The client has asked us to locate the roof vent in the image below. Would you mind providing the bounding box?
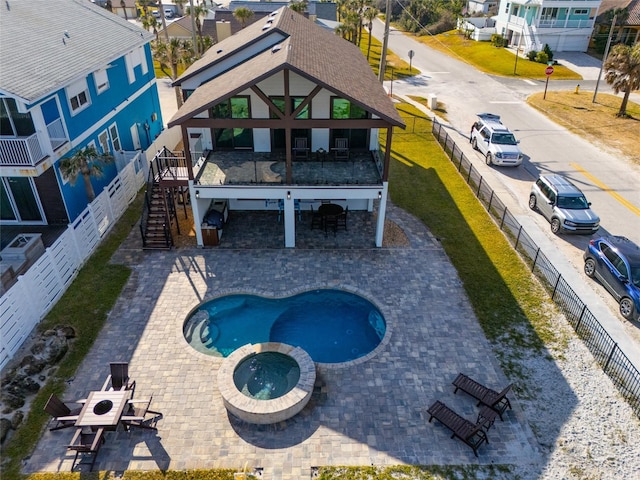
[269,10,278,17]
[217,49,223,54]
[262,23,272,31]
[271,44,282,53]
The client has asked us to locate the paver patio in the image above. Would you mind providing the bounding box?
[25,203,542,478]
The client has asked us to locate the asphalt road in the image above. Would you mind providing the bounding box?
[370,19,640,366]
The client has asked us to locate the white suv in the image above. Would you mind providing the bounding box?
[470,113,523,166]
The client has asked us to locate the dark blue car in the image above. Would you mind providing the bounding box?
[584,236,640,321]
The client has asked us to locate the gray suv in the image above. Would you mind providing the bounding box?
[529,175,600,234]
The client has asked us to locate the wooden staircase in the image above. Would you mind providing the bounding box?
[140,182,174,250]
[139,147,191,250]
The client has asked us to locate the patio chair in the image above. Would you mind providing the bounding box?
[121,395,162,431]
[310,205,323,230]
[452,373,512,420]
[44,393,83,431]
[108,362,136,397]
[336,206,348,231]
[333,138,349,160]
[426,400,488,457]
[292,137,309,159]
[67,426,105,471]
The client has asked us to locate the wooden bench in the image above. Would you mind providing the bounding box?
[452,373,512,420]
[426,400,488,457]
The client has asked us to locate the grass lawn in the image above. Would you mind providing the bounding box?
[411,30,581,80]
[528,91,640,164]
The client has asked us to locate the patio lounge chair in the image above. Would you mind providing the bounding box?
[44,394,83,431]
[426,400,488,457]
[121,395,162,431]
[293,137,309,159]
[67,427,105,471]
[452,373,512,420]
[333,137,349,160]
[108,362,136,397]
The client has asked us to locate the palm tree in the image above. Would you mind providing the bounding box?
[120,0,128,20]
[233,7,254,28]
[59,146,114,202]
[604,43,640,117]
[186,3,208,54]
[363,5,379,60]
[289,2,306,14]
[153,38,195,108]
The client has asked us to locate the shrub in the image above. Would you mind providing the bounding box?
[535,51,549,64]
[491,34,507,47]
[527,50,538,61]
[543,44,554,62]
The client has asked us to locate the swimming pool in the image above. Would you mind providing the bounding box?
[183,289,386,363]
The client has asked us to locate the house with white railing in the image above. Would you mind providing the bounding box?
[155,7,404,250]
[494,0,603,52]
[0,0,163,229]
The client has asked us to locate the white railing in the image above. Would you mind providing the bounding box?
[0,153,145,371]
[0,133,46,167]
[538,19,594,29]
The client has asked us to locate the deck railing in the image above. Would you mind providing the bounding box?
[0,118,68,166]
[431,118,640,419]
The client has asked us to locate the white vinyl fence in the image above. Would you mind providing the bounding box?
[0,153,146,371]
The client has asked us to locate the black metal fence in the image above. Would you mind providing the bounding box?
[431,119,640,419]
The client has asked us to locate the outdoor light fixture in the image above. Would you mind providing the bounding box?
[287,191,291,200]
[378,191,382,199]
[195,190,200,199]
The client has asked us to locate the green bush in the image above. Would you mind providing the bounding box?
[543,43,554,62]
[535,51,549,64]
[491,34,507,47]
[527,50,538,61]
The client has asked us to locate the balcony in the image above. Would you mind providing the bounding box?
[195,150,384,187]
[0,118,67,167]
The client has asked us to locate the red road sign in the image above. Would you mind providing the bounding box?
[545,66,554,76]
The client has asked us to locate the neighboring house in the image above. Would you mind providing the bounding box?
[157,7,404,249]
[592,0,640,47]
[158,10,272,42]
[228,0,337,21]
[467,0,498,15]
[495,0,603,52]
[0,0,163,227]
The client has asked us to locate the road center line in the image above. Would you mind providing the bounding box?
[570,162,640,217]
[522,79,537,86]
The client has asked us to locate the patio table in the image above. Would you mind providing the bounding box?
[75,390,131,429]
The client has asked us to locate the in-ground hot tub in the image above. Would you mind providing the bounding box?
[217,343,316,424]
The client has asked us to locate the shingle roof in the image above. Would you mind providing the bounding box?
[595,0,638,24]
[169,7,404,128]
[0,0,154,103]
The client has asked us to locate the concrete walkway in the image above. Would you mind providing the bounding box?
[24,205,544,478]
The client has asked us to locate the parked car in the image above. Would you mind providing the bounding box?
[529,174,600,234]
[470,113,523,166]
[583,236,640,321]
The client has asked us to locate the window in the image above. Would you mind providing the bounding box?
[269,96,310,119]
[211,97,253,150]
[94,69,110,94]
[211,96,250,119]
[98,130,110,153]
[109,123,121,151]
[125,46,148,84]
[0,98,35,136]
[67,78,91,114]
[573,9,588,15]
[331,98,367,119]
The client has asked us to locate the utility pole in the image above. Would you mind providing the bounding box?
[593,14,617,103]
[513,32,523,75]
[378,0,391,83]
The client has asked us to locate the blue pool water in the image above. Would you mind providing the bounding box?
[183,289,386,363]
[233,352,300,400]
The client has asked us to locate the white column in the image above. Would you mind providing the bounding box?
[284,194,296,248]
[375,185,387,247]
[190,181,204,247]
